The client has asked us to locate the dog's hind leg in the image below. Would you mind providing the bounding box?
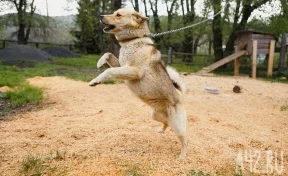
[167,103,187,158]
[151,110,168,133]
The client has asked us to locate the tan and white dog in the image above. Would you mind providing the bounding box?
[89,8,187,158]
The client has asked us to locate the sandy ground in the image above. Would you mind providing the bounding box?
[0,75,288,175]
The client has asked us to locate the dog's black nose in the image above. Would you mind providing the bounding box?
[99,15,104,22]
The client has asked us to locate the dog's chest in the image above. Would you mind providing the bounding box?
[119,42,145,66]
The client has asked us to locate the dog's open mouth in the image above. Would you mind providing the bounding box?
[103,24,115,32]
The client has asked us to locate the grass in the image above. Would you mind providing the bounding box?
[187,170,211,176]
[0,55,103,87]
[168,55,214,73]
[280,104,288,111]
[125,165,143,176]
[19,152,67,176]
[0,55,111,114]
[3,84,43,108]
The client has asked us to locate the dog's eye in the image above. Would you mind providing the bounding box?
[116,13,121,17]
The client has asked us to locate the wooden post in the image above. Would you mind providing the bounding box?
[234,45,240,76]
[267,40,275,77]
[278,33,287,71]
[252,40,258,79]
[167,47,172,65]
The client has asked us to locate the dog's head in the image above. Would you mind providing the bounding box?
[100,8,150,41]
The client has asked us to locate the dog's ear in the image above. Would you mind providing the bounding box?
[133,12,149,24]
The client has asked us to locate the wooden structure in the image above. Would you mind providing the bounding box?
[197,30,276,78]
[236,30,276,78]
[196,50,247,75]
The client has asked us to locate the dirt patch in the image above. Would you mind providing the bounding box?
[0,75,287,175]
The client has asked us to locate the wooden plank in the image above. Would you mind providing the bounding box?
[253,34,274,40]
[234,46,240,76]
[196,50,247,75]
[257,43,270,48]
[252,40,258,79]
[267,40,275,77]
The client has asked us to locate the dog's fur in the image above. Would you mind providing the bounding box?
[89,8,187,158]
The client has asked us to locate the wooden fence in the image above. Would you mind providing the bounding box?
[162,47,214,66]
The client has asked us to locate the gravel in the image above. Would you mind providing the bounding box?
[43,47,80,58]
[0,45,52,61]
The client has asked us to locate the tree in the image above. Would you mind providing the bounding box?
[142,0,148,17]
[211,0,223,61]
[163,0,178,46]
[133,0,139,11]
[74,0,95,54]
[0,0,36,44]
[180,0,197,61]
[110,0,121,56]
[223,0,272,57]
[149,0,162,45]
[205,0,272,62]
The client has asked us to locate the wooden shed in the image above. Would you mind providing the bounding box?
[237,30,276,55]
[235,30,276,78]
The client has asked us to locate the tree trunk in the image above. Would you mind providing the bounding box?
[17,24,26,44]
[149,0,162,45]
[208,40,212,55]
[110,0,121,56]
[14,0,36,45]
[181,0,195,62]
[278,33,287,71]
[224,0,271,56]
[17,7,26,44]
[212,0,223,62]
[193,37,200,54]
[164,0,177,47]
[134,0,139,11]
[143,0,148,17]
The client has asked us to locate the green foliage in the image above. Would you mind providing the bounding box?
[19,153,66,176]
[103,79,116,84]
[0,65,26,87]
[52,55,98,67]
[280,104,288,111]
[72,0,104,54]
[3,84,43,108]
[0,55,102,111]
[187,170,211,176]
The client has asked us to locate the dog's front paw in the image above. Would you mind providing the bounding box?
[89,81,100,86]
[89,79,101,86]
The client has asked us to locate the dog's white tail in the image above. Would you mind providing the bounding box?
[166,66,185,93]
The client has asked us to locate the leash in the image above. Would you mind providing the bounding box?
[120,0,227,38]
[149,6,225,38]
